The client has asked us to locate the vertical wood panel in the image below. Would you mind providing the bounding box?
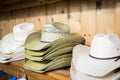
[46,1,67,24]
[115,0,120,37]
[81,0,96,45]
[28,5,46,31]
[0,12,13,36]
[0,16,2,39]
[67,0,81,34]
[15,9,28,24]
[46,3,56,22]
[55,1,68,24]
[96,0,115,33]
[0,0,120,45]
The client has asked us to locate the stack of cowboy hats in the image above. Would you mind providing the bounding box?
[24,22,86,73]
[71,33,120,80]
[0,22,35,63]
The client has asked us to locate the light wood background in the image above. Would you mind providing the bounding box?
[0,0,120,45]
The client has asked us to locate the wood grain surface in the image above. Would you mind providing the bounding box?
[0,0,119,45]
[0,60,71,80]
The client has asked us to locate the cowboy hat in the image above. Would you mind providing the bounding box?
[70,62,120,80]
[25,54,72,73]
[13,22,35,42]
[1,22,35,54]
[25,35,85,61]
[25,22,70,50]
[0,47,25,63]
[72,33,120,77]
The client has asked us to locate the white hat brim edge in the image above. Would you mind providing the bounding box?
[70,62,120,80]
[72,44,120,77]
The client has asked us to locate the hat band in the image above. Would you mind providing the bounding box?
[40,41,51,43]
[89,54,120,62]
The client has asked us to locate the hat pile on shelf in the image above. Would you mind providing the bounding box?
[0,23,35,63]
[24,22,85,73]
[70,33,120,80]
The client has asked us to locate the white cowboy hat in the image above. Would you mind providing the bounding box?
[1,22,35,54]
[0,47,25,63]
[72,33,120,77]
[13,22,35,42]
[70,62,120,80]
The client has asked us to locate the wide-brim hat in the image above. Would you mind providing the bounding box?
[25,35,85,61]
[25,54,72,73]
[70,62,120,80]
[1,22,35,54]
[0,47,24,63]
[1,33,24,54]
[72,34,120,77]
[25,22,70,50]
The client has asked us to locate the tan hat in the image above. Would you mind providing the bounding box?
[25,22,70,50]
[25,35,85,61]
[25,54,72,73]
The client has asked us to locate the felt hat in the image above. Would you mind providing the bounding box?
[72,33,120,77]
[1,22,35,54]
[25,22,70,50]
[25,54,72,73]
[70,62,120,80]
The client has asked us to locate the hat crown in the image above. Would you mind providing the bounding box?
[41,22,70,42]
[90,34,120,58]
[13,22,35,42]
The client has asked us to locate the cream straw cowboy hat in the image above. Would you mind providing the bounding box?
[72,33,120,77]
[25,22,70,50]
[70,62,120,80]
[1,22,35,54]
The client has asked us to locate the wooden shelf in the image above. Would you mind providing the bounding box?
[0,60,71,80]
[0,0,63,12]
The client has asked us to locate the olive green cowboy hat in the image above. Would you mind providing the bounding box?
[25,54,72,73]
[25,35,86,61]
[25,22,70,51]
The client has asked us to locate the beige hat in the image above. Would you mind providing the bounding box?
[25,35,85,61]
[72,33,120,77]
[25,54,72,73]
[25,22,70,50]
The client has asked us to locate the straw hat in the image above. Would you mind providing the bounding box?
[72,33,120,77]
[0,47,24,63]
[1,22,35,54]
[25,54,72,73]
[25,35,85,61]
[13,22,35,42]
[25,22,70,50]
[70,62,120,80]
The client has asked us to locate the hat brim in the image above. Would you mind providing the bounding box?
[25,49,46,57]
[72,44,120,77]
[0,47,25,63]
[25,32,50,50]
[70,62,120,80]
[1,33,24,54]
[25,54,72,73]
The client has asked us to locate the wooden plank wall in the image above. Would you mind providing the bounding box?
[0,0,120,45]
